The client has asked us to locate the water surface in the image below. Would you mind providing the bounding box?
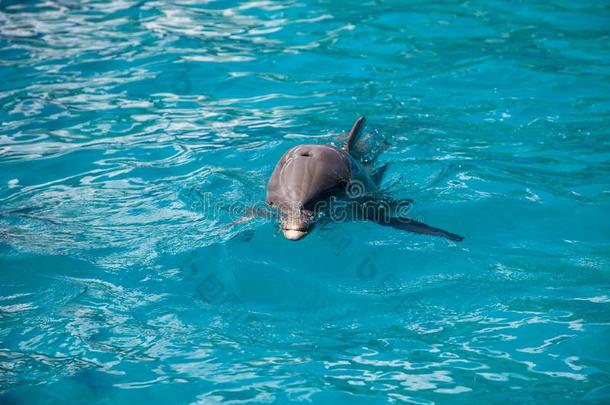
[1,0,610,403]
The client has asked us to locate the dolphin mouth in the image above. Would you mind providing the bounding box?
[282,229,308,240]
[281,221,310,240]
[280,211,312,241]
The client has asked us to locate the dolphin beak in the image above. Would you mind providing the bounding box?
[282,229,308,240]
[280,210,313,241]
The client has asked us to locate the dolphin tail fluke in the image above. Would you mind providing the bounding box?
[344,116,366,152]
[371,164,388,185]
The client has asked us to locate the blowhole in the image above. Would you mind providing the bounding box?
[299,152,312,157]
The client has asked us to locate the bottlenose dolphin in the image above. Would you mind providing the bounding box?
[266,116,463,242]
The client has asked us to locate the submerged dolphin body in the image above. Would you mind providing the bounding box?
[266,117,463,242]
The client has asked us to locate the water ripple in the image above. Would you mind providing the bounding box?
[1,0,610,402]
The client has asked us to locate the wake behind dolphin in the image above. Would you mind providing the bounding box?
[265,117,463,242]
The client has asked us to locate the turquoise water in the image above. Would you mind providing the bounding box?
[1,0,610,403]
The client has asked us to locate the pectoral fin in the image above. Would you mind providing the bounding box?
[368,213,463,242]
[223,207,278,230]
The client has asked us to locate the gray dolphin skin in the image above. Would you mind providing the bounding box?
[266,117,463,242]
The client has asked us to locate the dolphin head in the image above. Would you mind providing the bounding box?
[266,144,350,241]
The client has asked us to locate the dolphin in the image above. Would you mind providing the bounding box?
[266,116,463,242]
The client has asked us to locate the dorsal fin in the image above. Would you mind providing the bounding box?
[344,116,366,153]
